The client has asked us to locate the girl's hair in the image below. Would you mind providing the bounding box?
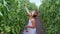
[33,15,37,18]
[35,10,47,34]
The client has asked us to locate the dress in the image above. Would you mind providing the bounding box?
[23,19,36,34]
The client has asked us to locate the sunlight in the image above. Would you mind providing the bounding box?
[29,0,42,8]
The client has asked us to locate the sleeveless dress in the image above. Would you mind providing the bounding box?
[23,19,36,34]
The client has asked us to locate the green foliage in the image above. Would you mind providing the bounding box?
[0,0,37,34]
[39,0,60,34]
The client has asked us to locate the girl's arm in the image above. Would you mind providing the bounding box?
[24,4,32,16]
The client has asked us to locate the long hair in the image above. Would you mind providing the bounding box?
[35,10,47,34]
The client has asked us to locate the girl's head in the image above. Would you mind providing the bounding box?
[32,10,39,18]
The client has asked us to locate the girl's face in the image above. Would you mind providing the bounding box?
[34,11,38,16]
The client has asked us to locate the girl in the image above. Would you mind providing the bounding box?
[23,4,39,34]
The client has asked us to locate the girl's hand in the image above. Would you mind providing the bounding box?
[26,30,28,32]
[24,30,28,32]
[24,4,27,7]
